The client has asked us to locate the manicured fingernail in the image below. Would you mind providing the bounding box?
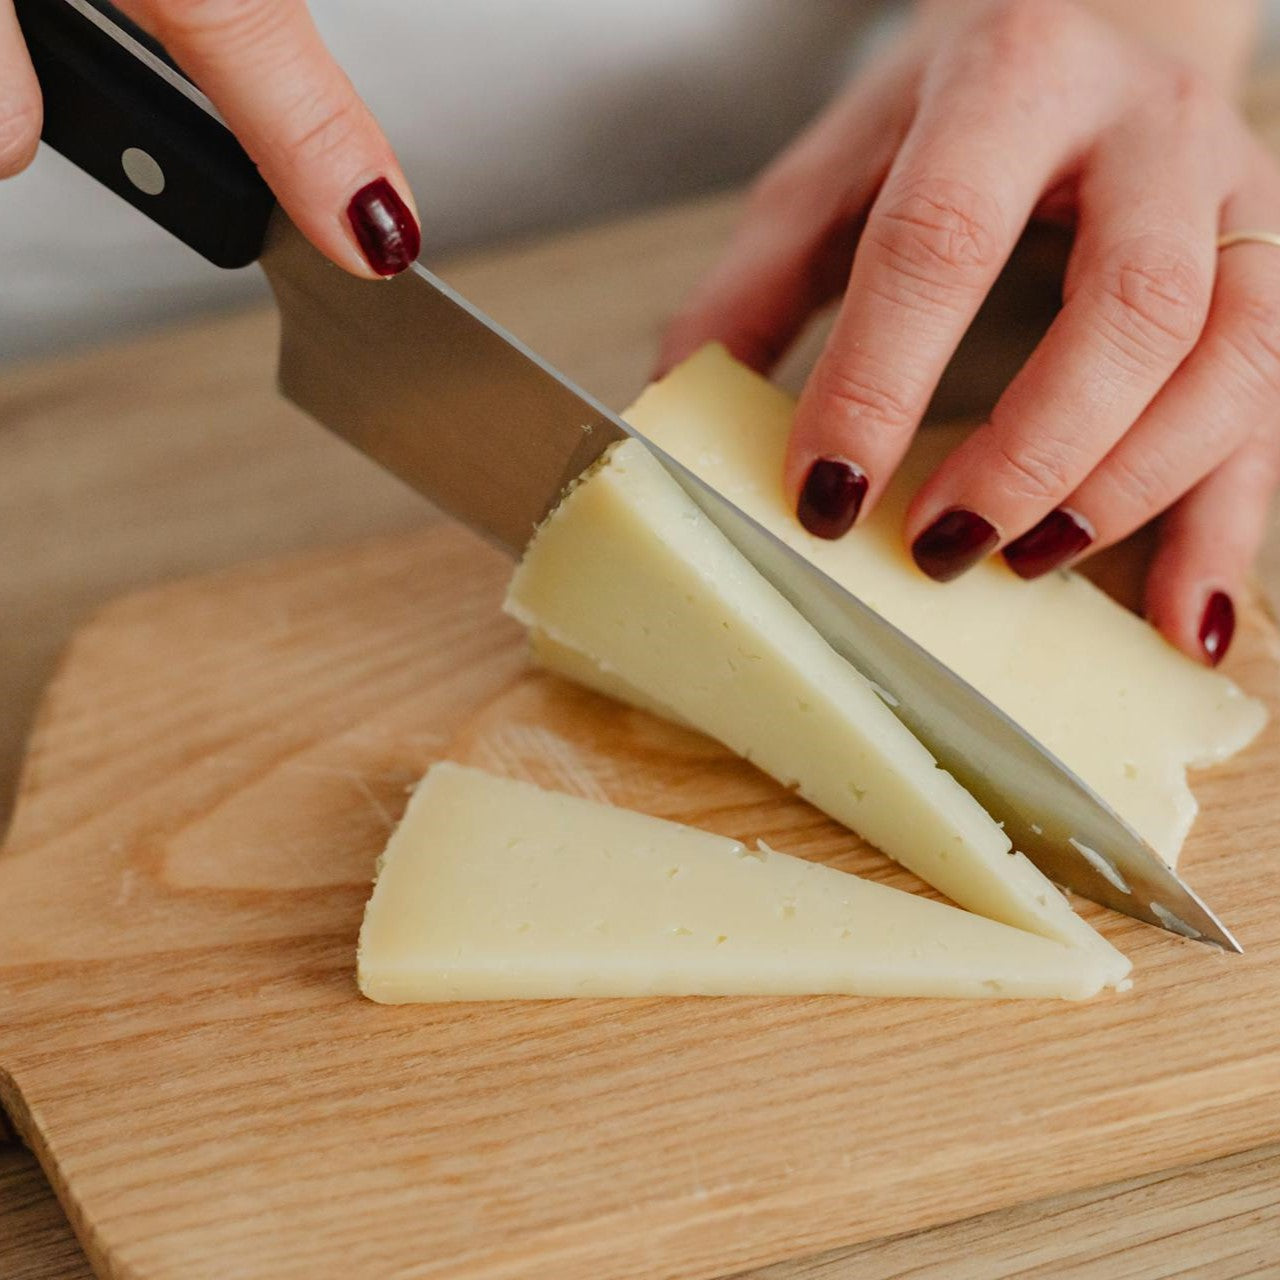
[797,458,869,540]
[347,178,420,276]
[911,508,999,582]
[1199,590,1235,666]
[1002,508,1094,579]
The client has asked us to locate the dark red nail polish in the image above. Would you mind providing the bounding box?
[1199,591,1235,666]
[911,508,999,582]
[797,458,869,540]
[1002,508,1094,579]
[347,178,420,276]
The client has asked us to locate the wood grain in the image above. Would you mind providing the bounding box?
[6,64,1280,1280]
[3,1139,1278,1280]
[0,193,743,842]
[734,1143,1280,1280]
[0,516,1278,1280]
[0,1149,95,1280]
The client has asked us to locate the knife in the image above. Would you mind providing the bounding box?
[14,0,1241,951]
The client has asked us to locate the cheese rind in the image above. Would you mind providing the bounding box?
[357,763,1117,1001]
[618,346,1267,865]
[505,438,1129,984]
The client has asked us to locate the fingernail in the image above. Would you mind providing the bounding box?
[1002,508,1094,579]
[911,508,999,582]
[797,458,869,540]
[347,177,420,276]
[1199,590,1235,666]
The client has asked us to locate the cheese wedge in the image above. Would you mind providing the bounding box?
[612,345,1266,865]
[530,630,690,726]
[505,437,1130,985]
[357,763,1118,1001]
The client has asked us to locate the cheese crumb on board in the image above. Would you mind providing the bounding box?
[357,762,1119,1002]
[617,346,1267,866]
[505,437,1130,986]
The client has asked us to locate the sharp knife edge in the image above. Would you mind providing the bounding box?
[22,1,1236,951]
[261,211,1239,953]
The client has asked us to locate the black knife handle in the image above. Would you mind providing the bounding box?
[14,0,274,267]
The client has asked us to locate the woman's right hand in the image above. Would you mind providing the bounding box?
[1,0,420,277]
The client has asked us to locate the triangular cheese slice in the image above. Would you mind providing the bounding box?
[620,345,1266,865]
[505,437,1130,985]
[358,763,1117,1001]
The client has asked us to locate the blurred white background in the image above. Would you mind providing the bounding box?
[0,1,888,364]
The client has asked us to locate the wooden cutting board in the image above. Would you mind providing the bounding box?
[1,523,1278,1280]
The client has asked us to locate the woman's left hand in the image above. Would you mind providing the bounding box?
[659,0,1280,667]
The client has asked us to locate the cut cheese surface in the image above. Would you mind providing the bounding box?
[357,763,1117,1001]
[505,437,1130,985]
[618,345,1267,865]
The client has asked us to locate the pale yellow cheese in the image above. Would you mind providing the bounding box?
[614,345,1266,866]
[530,630,690,727]
[357,763,1118,1001]
[505,438,1130,984]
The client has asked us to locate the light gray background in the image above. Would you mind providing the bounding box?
[0,1,888,364]
[2,0,1277,366]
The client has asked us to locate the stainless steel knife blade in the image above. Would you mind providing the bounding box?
[263,210,625,553]
[260,210,1239,952]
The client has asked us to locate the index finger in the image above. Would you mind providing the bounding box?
[124,0,419,277]
[0,0,42,177]
[788,2,1118,538]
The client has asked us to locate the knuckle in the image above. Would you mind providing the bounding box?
[1220,289,1280,395]
[1137,64,1230,158]
[1229,431,1280,498]
[812,357,917,429]
[991,435,1079,505]
[1093,237,1211,363]
[1098,450,1170,515]
[978,0,1074,61]
[149,0,291,51]
[1163,63,1220,129]
[278,86,361,166]
[870,178,1005,287]
[0,97,41,177]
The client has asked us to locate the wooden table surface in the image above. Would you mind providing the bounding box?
[7,75,1280,1278]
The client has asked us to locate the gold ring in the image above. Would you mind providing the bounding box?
[1217,229,1280,251]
